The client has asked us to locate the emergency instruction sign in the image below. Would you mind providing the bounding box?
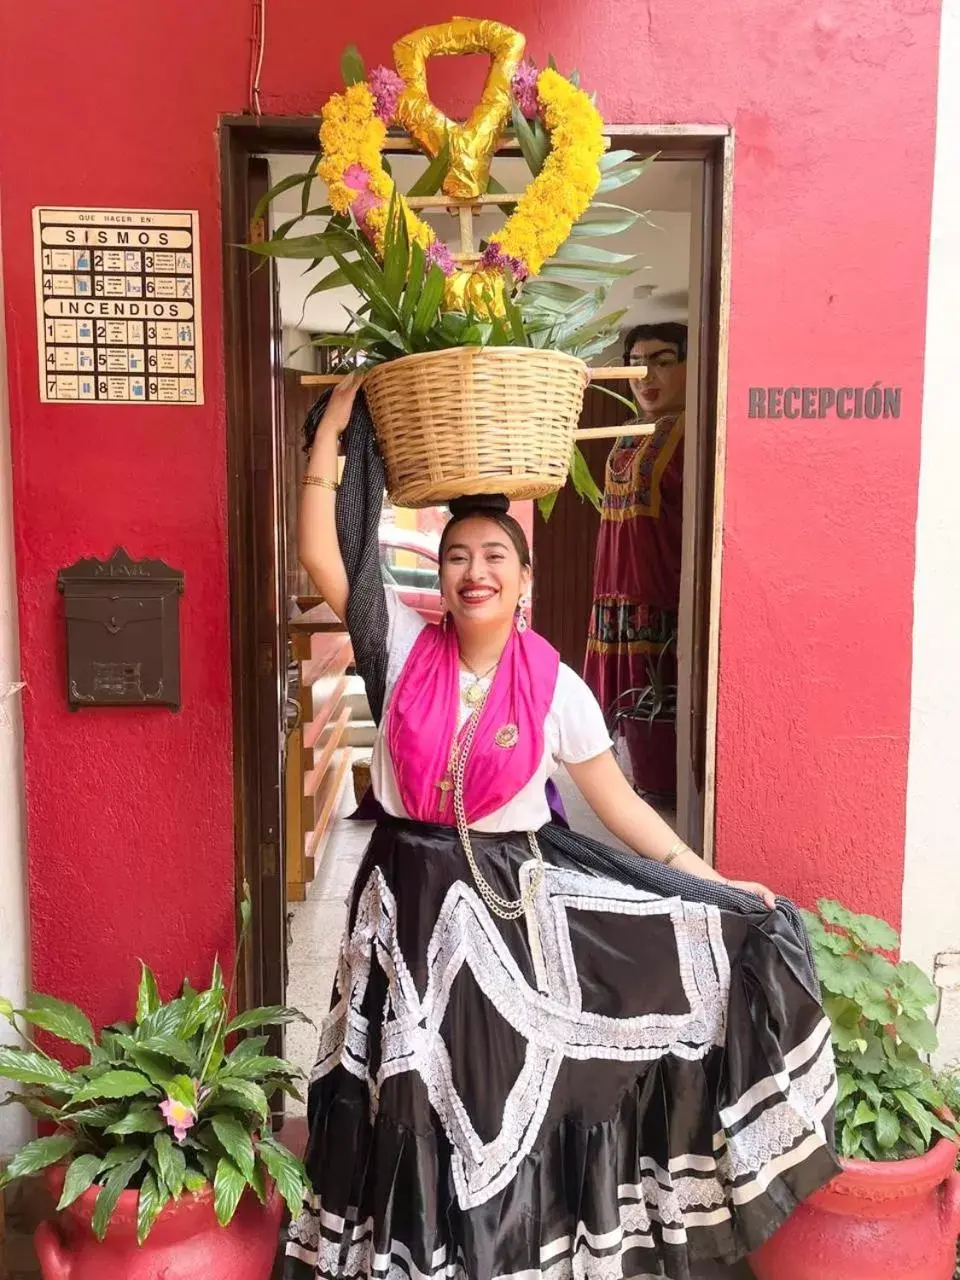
[32,207,203,405]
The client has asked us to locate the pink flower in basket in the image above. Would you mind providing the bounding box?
[370,66,404,122]
[481,242,529,282]
[352,188,382,224]
[511,59,540,118]
[343,164,383,228]
[424,241,456,277]
[343,163,370,192]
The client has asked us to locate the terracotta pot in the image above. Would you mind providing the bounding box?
[750,1138,960,1280]
[34,1164,283,1280]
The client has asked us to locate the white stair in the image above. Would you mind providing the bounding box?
[341,675,376,748]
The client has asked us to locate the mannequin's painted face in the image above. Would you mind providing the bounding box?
[628,338,687,418]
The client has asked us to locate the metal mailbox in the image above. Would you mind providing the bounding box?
[57,548,184,710]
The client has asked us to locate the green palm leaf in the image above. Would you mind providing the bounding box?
[511,103,550,176]
[406,138,451,196]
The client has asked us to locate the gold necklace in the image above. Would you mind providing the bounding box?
[460,658,499,709]
[451,687,544,920]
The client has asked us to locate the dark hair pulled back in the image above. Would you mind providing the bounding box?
[439,493,531,568]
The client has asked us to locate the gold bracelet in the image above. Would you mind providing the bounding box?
[662,838,688,867]
[301,474,338,491]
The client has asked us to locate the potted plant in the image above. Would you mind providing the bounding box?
[606,631,678,732]
[0,888,311,1280]
[248,18,650,514]
[750,898,960,1280]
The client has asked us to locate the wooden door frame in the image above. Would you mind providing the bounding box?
[601,126,734,863]
[220,121,307,1020]
[219,117,733,1009]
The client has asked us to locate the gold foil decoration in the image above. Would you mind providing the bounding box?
[393,18,525,199]
[444,268,505,316]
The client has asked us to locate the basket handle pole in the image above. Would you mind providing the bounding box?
[575,366,648,438]
[574,424,654,440]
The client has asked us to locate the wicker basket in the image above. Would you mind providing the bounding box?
[362,346,589,507]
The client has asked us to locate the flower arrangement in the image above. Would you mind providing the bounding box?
[313,58,608,314]
[0,887,310,1242]
[803,898,960,1161]
[249,20,652,510]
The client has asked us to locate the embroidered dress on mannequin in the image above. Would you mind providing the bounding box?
[584,324,691,806]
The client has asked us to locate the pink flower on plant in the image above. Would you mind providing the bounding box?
[511,59,540,118]
[424,241,456,277]
[369,66,404,122]
[481,243,529,281]
[160,1085,198,1143]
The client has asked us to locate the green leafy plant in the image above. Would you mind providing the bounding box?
[246,55,651,513]
[945,1067,960,1280]
[803,898,960,1162]
[0,886,311,1243]
[606,632,678,731]
[938,1065,960,1120]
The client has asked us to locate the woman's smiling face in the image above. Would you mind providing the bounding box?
[440,516,531,632]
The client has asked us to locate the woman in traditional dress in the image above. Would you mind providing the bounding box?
[284,376,838,1280]
[583,323,688,807]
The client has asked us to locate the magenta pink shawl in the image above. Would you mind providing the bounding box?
[385,621,560,826]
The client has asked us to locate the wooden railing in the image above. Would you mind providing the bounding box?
[286,606,354,903]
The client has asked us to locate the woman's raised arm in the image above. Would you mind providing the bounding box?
[298,374,362,622]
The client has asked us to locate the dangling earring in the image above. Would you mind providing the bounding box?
[515,595,529,634]
[440,601,449,631]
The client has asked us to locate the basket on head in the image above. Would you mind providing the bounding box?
[362,346,590,508]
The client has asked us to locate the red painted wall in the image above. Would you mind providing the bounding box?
[0,0,940,1024]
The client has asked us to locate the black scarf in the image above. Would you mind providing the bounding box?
[304,389,389,725]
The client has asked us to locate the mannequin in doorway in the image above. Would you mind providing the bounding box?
[583,322,687,808]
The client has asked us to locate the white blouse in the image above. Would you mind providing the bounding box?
[369,595,614,832]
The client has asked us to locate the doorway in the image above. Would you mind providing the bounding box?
[219,119,732,1086]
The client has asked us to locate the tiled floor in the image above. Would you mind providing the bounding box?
[285,779,373,1110]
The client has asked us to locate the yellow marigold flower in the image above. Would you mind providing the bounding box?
[405,215,435,249]
[368,172,394,200]
[488,67,603,276]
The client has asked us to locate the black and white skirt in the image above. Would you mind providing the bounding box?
[284,818,839,1280]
